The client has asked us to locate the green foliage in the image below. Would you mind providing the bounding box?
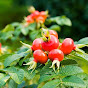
[62,76,85,87]
[42,79,60,88]
[46,16,72,26]
[0,46,88,87]
[77,37,88,44]
[0,37,88,87]
[23,0,88,40]
[4,52,26,67]
[65,51,88,73]
[59,65,83,76]
[0,75,10,87]
[0,0,88,40]
[9,69,24,84]
[0,15,71,44]
[0,4,88,87]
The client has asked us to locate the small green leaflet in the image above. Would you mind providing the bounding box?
[39,74,59,83]
[59,65,83,76]
[65,51,88,73]
[4,52,26,67]
[9,69,24,84]
[49,25,61,32]
[2,24,14,32]
[8,79,17,88]
[0,75,10,87]
[47,16,72,26]
[42,79,60,88]
[24,70,35,80]
[2,67,24,84]
[62,76,86,87]
[77,37,88,44]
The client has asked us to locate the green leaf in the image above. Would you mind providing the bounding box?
[40,61,53,75]
[48,16,72,26]
[8,79,17,88]
[2,24,14,32]
[1,67,24,84]
[25,84,38,88]
[61,59,77,65]
[39,74,59,83]
[19,54,30,66]
[59,65,83,76]
[17,81,25,88]
[0,67,24,84]
[9,69,24,84]
[0,75,10,87]
[65,51,88,73]
[21,27,29,36]
[24,70,35,80]
[4,52,26,67]
[56,16,72,26]
[2,67,17,73]
[75,73,88,87]
[27,23,36,30]
[49,25,61,32]
[62,76,86,87]
[29,30,40,40]
[0,31,13,40]
[77,37,88,44]
[11,22,20,27]
[0,73,5,79]
[0,54,11,63]
[14,26,21,36]
[42,79,60,88]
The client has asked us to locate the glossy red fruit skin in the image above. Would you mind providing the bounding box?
[42,35,59,51]
[32,38,43,51]
[49,30,58,38]
[60,38,74,54]
[36,16,45,23]
[40,11,47,19]
[33,49,48,64]
[48,49,64,61]
[32,10,40,19]
[26,15,34,23]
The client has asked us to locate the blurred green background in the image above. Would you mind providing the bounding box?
[0,0,88,40]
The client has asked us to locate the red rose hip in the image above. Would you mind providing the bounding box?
[42,35,59,51]
[32,38,43,51]
[60,38,74,54]
[48,49,64,71]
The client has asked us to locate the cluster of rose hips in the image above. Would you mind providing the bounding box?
[24,9,48,26]
[24,29,76,72]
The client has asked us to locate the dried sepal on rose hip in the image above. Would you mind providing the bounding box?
[44,29,58,38]
[24,49,48,72]
[42,35,59,51]
[41,29,59,51]
[31,29,59,51]
[48,49,64,72]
